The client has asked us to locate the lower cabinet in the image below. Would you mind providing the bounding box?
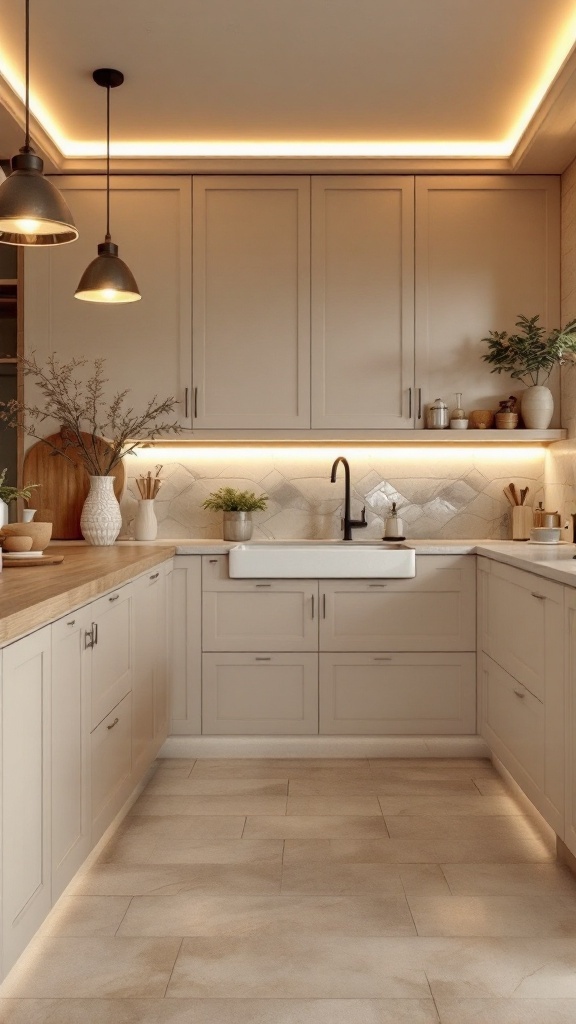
[91,692,133,844]
[1,626,52,978]
[320,652,476,734]
[131,566,169,779]
[202,653,318,734]
[170,555,202,735]
[563,588,576,857]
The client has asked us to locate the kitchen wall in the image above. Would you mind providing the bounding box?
[121,446,545,541]
[546,153,576,523]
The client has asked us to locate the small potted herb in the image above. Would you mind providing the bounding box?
[202,487,268,541]
[0,468,40,526]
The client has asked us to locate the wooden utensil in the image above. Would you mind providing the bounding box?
[503,487,516,506]
[23,431,126,540]
[509,482,520,505]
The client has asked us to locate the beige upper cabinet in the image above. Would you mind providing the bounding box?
[311,176,415,428]
[192,176,311,429]
[24,176,192,429]
[415,176,560,423]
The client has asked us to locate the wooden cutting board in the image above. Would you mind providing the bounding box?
[3,555,65,567]
[23,432,126,540]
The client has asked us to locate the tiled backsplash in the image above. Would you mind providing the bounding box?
[121,447,545,541]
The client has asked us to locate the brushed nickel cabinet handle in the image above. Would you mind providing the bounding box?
[322,593,326,618]
[184,387,189,418]
[369,583,387,588]
[255,656,271,661]
[194,387,198,418]
[417,388,422,420]
[107,717,119,730]
[408,387,412,419]
[93,622,98,645]
[373,656,393,661]
[109,594,119,602]
[209,558,218,563]
[255,583,272,588]
[531,592,545,600]
[311,594,315,619]
[513,689,525,699]
[149,572,159,581]
[67,619,76,626]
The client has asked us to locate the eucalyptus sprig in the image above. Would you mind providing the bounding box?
[203,487,268,512]
[481,314,576,386]
[0,354,182,475]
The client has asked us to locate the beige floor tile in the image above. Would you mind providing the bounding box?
[118,893,416,937]
[281,862,405,895]
[99,815,246,864]
[399,866,452,896]
[435,998,576,1023]
[408,894,576,937]
[70,861,283,896]
[374,779,482,796]
[130,793,287,816]
[288,779,380,795]
[244,815,389,840]
[369,768,497,781]
[99,837,283,867]
[0,997,440,1024]
[0,937,182,998]
[287,795,383,816]
[155,758,196,771]
[145,777,289,796]
[282,837,555,865]
[378,796,523,817]
[384,816,538,841]
[194,758,370,771]
[442,863,576,896]
[42,896,131,936]
[166,935,431,998]
[150,766,194,780]
[191,759,372,780]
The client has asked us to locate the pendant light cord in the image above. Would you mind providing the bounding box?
[24,0,30,150]
[105,82,111,240]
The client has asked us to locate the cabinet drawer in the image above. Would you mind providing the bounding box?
[203,582,318,652]
[320,556,475,652]
[483,562,563,702]
[202,653,318,734]
[481,653,544,792]
[319,652,476,734]
[90,588,132,729]
[91,692,132,842]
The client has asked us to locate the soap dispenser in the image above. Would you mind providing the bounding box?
[384,501,405,540]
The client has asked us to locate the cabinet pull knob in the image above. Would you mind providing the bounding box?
[255,656,271,661]
[67,619,76,626]
[531,592,545,600]
[107,716,120,730]
[408,387,412,419]
[150,572,159,580]
[109,594,120,602]
[513,688,525,699]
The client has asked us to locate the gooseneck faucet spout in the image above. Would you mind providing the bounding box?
[330,456,368,541]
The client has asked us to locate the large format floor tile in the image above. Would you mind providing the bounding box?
[1,755,574,1021]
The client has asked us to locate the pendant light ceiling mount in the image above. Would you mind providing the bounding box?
[0,0,78,246]
[75,66,141,303]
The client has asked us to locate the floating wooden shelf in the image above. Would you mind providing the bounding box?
[132,429,568,447]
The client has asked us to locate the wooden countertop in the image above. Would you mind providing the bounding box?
[0,543,176,646]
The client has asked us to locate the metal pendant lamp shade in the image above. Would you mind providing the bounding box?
[0,0,78,246]
[75,68,140,303]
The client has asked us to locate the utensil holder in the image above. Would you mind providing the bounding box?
[134,499,158,541]
[511,505,533,541]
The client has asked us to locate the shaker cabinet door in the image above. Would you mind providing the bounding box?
[311,176,415,428]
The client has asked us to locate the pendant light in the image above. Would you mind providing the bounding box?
[75,68,140,303]
[0,0,78,246]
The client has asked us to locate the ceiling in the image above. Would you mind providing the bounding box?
[1,0,576,173]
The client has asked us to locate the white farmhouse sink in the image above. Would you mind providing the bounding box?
[228,541,415,579]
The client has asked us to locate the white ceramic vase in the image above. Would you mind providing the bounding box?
[0,499,8,528]
[521,385,554,429]
[80,475,122,546]
[134,499,158,541]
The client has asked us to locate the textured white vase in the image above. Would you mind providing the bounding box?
[134,499,158,541]
[521,385,554,429]
[80,475,122,546]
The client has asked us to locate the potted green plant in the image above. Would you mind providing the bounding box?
[481,314,576,428]
[202,487,268,541]
[0,469,40,527]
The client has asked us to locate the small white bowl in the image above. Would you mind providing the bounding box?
[530,527,562,544]
[450,419,469,430]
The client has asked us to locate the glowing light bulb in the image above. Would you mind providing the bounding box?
[100,288,117,301]
[15,218,41,232]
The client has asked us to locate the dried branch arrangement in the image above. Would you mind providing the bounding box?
[0,354,182,476]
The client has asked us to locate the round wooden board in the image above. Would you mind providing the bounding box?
[23,433,126,540]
